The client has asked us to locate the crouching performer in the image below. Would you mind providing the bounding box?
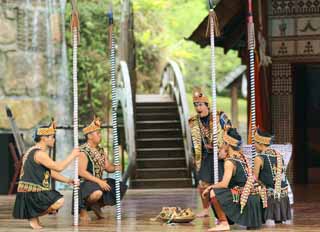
[202,128,267,231]
[13,119,80,229]
[77,117,127,221]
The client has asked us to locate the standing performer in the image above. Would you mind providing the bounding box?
[189,90,232,217]
[77,117,127,221]
[203,128,267,231]
[253,129,291,223]
[12,119,80,229]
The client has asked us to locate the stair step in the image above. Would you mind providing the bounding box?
[136,137,184,149]
[136,102,177,107]
[136,157,186,169]
[131,178,192,189]
[136,120,181,129]
[136,106,178,114]
[136,112,179,121]
[136,128,182,138]
[135,168,189,179]
[136,94,173,103]
[137,147,185,158]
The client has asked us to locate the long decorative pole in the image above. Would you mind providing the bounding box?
[247,0,256,168]
[70,0,80,226]
[208,0,220,184]
[107,3,122,221]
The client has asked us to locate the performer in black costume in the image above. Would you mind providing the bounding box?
[203,128,267,231]
[77,117,127,221]
[189,90,232,217]
[253,128,291,224]
[13,119,80,229]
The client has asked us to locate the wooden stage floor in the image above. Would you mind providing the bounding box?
[0,185,319,231]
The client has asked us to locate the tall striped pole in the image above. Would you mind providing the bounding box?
[208,0,220,184]
[107,4,122,221]
[247,0,256,168]
[70,0,80,226]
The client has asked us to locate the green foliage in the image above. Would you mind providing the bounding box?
[65,0,242,121]
[65,0,121,123]
[132,0,241,94]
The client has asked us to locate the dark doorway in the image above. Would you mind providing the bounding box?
[294,64,320,184]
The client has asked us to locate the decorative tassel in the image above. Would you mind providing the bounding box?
[206,10,221,38]
[70,0,80,43]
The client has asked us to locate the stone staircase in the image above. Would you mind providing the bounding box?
[130,95,192,188]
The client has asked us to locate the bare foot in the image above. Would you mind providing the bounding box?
[80,209,91,223]
[29,218,43,229]
[208,223,230,231]
[48,209,57,215]
[36,218,43,227]
[91,204,105,219]
[197,209,209,218]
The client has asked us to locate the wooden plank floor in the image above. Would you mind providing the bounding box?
[0,185,319,231]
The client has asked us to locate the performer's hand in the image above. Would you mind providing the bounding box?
[204,144,213,150]
[202,187,211,199]
[71,148,81,158]
[98,179,111,191]
[114,164,121,172]
[67,178,80,187]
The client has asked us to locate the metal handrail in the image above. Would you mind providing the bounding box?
[160,60,194,176]
[117,61,136,184]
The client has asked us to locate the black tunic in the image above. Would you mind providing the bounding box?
[258,149,291,222]
[13,147,63,219]
[213,158,263,228]
[74,143,127,213]
[195,115,224,184]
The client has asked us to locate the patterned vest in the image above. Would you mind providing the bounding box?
[258,148,287,199]
[80,143,106,179]
[18,146,52,192]
[189,112,225,171]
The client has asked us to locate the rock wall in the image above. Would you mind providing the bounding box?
[0,1,68,145]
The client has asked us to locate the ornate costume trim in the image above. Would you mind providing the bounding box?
[262,148,283,200]
[254,130,272,145]
[83,117,101,135]
[42,171,50,188]
[193,90,209,103]
[80,143,105,178]
[189,114,214,172]
[17,181,51,192]
[231,185,267,208]
[267,186,288,198]
[189,111,228,172]
[223,132,241,148]
[37,119,56,136]
[19,146,42,179]
[227,154,268,213]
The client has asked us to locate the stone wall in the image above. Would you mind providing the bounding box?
[0,1,68,145]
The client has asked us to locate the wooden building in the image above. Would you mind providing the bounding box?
[188,0,320,185]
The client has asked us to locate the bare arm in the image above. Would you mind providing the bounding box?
[202,160,234,198]
[78,152,111,191]
[210,160,234,189]
[51,170,72,184]
[104,152,121,173]
[35,149,78,172]
[254,156,263,180]
[105,157,116,173]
